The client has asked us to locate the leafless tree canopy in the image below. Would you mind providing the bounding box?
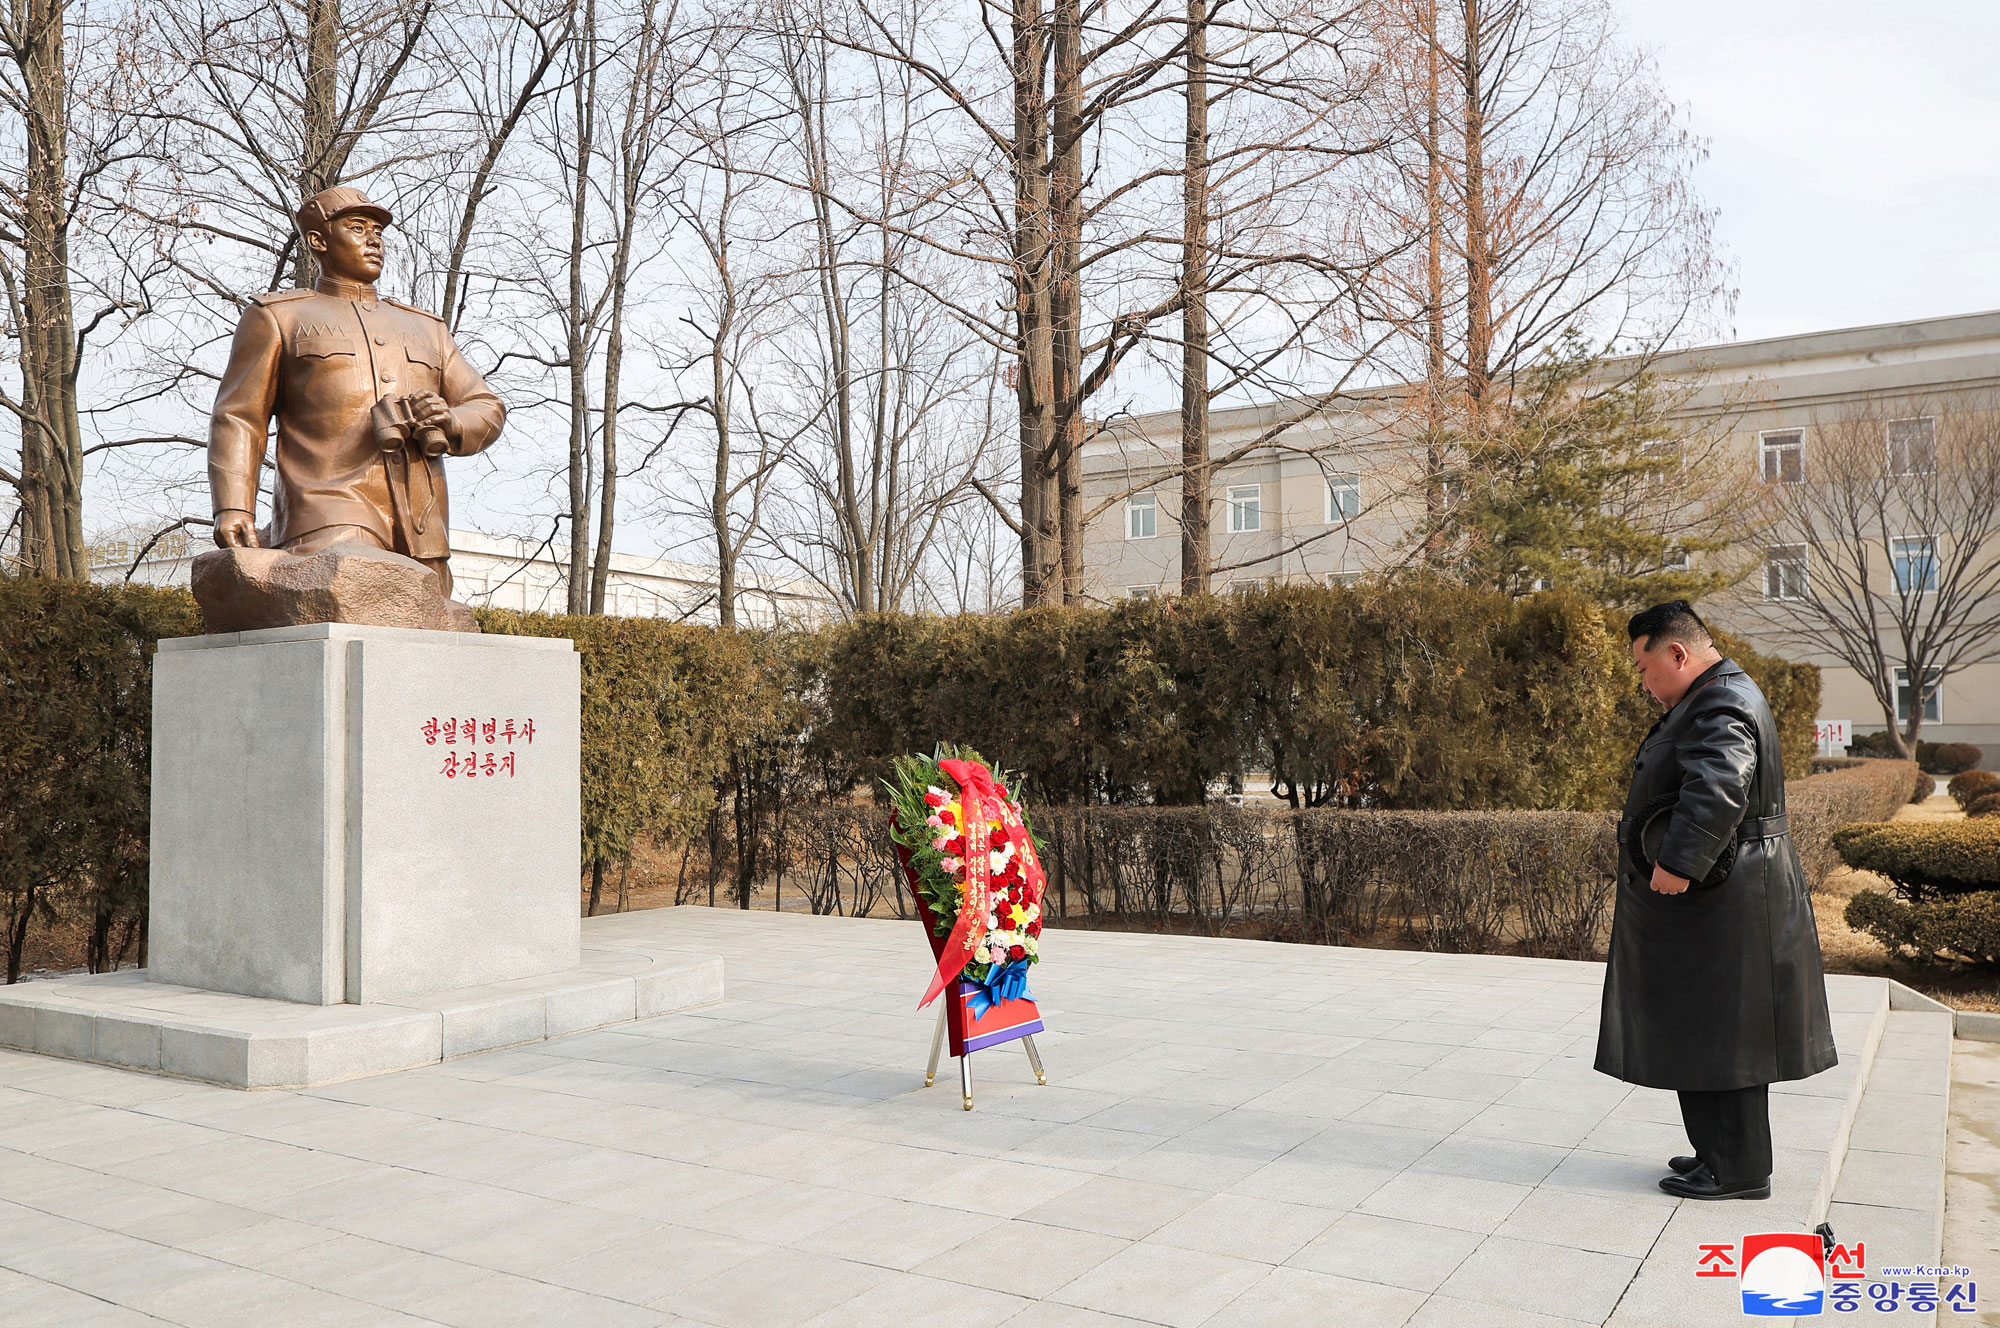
[3,0,1726,616]
[1744,401,2000,754]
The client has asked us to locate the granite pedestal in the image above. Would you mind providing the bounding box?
[149,623,582,1005]
[0,623,726,1087]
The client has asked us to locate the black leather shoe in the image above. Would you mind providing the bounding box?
[1669,1155,1701,1175]
[1659,1163,1770,1200]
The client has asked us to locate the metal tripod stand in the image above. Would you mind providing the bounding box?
[923,1004,1046,1110]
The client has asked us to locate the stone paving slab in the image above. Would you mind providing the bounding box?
[0,907,1955,1326]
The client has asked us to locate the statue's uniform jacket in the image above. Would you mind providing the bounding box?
[1595,658,1839,1092]
[209,279,505,560]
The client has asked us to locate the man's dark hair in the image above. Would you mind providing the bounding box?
[1627,600,1713,651]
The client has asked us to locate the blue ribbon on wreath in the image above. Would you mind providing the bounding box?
[966,959,1033,1019]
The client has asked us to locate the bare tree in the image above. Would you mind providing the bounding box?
[1356,0,1726,541]
[1748,402,2000,756]
[741,9,1002,615]
[829,0,1210,606]
[647,26,798,628]
[1164,0,1385,593]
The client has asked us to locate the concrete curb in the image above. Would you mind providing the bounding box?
[0,921,723,1089]
[1889,979,2000,1043]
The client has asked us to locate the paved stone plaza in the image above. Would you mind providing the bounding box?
[0,908,1958,1327]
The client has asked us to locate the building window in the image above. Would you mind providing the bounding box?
[1325,474,1360,522]
[1641,439,1683,490]
[1760,430,1804,484]
[1764,545,1808,601]
[1229,578,1266,595]
[1326,571,1362,588]
[1127,585,1158,600]
[1894,667,1943,724]
[1888,417,1937,476]
[1663,547,1691,572]
[1892,535,1937,593]
[1226,484,1261,533]
[1126,493,1157,540]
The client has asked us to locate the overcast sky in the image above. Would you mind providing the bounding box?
[1619,0,2000,344]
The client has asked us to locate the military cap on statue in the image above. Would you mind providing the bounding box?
[296,186,394,234]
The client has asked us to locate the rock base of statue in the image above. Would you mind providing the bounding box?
[0,623,725,1088]
[192,544,480,633]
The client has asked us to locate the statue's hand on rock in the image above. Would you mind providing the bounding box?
[213,510,260,549]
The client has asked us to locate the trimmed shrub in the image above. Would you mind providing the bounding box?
[1949,770,2000,810]
[1833,820,2000,901]
[1788,759,1920,891]
[1970,793,2000,819]
[812,584,1819,814]
[1850,734,1985,775]
[1912,771,1937,803]
[778,759,1898,957]
[865,803,1620,960]
[1952,772,2000,804]
[474,610,818,913]
[1810,757,1866,775]
[0,578,202,982]
[1846,888,2000,967]
[1933,742,1983,775]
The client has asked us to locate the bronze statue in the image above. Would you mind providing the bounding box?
[206,187,504,607]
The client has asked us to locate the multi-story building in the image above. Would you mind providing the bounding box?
[1082,310,2000,756]
[92,527,836,628]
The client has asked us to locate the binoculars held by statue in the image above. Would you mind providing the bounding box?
[371,394,450,457]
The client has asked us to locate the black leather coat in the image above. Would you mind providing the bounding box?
[1594,658,1838,1091]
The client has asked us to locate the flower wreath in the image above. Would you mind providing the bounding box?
[886,744,1046,1013]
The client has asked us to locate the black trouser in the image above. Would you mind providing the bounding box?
[1678,1084,1772,1182]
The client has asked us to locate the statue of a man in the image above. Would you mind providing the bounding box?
[208,187,504,599]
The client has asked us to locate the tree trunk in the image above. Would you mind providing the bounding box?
[14,0,85,580]
[587,856,604,916]
[1013,0,1057,607]
[565,0,598,616]
[5,884,33,984]
[1422,0,1448,554]
[1179,0,1210,597]
[294,0,340,287]
[1051,0,1084,602]
[593,124,642,617]
[711,325,736,628]
[1461,0,1492,410]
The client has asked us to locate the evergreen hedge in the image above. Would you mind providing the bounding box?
[0,578,200,981]
[1834,819,2000,901]
[0,577,1826,975]
[1846,889,2000,968]
[805,582,1819,812]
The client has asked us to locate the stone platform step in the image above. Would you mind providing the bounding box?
[0,921,722,1090]
[1817,1006,1955,1323]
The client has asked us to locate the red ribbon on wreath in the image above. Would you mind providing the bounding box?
[918,758,1047,1010]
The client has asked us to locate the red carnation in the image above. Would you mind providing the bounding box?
[923,791,948,808]
[1008,944,1026,961]
[1027,920,1041,937]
